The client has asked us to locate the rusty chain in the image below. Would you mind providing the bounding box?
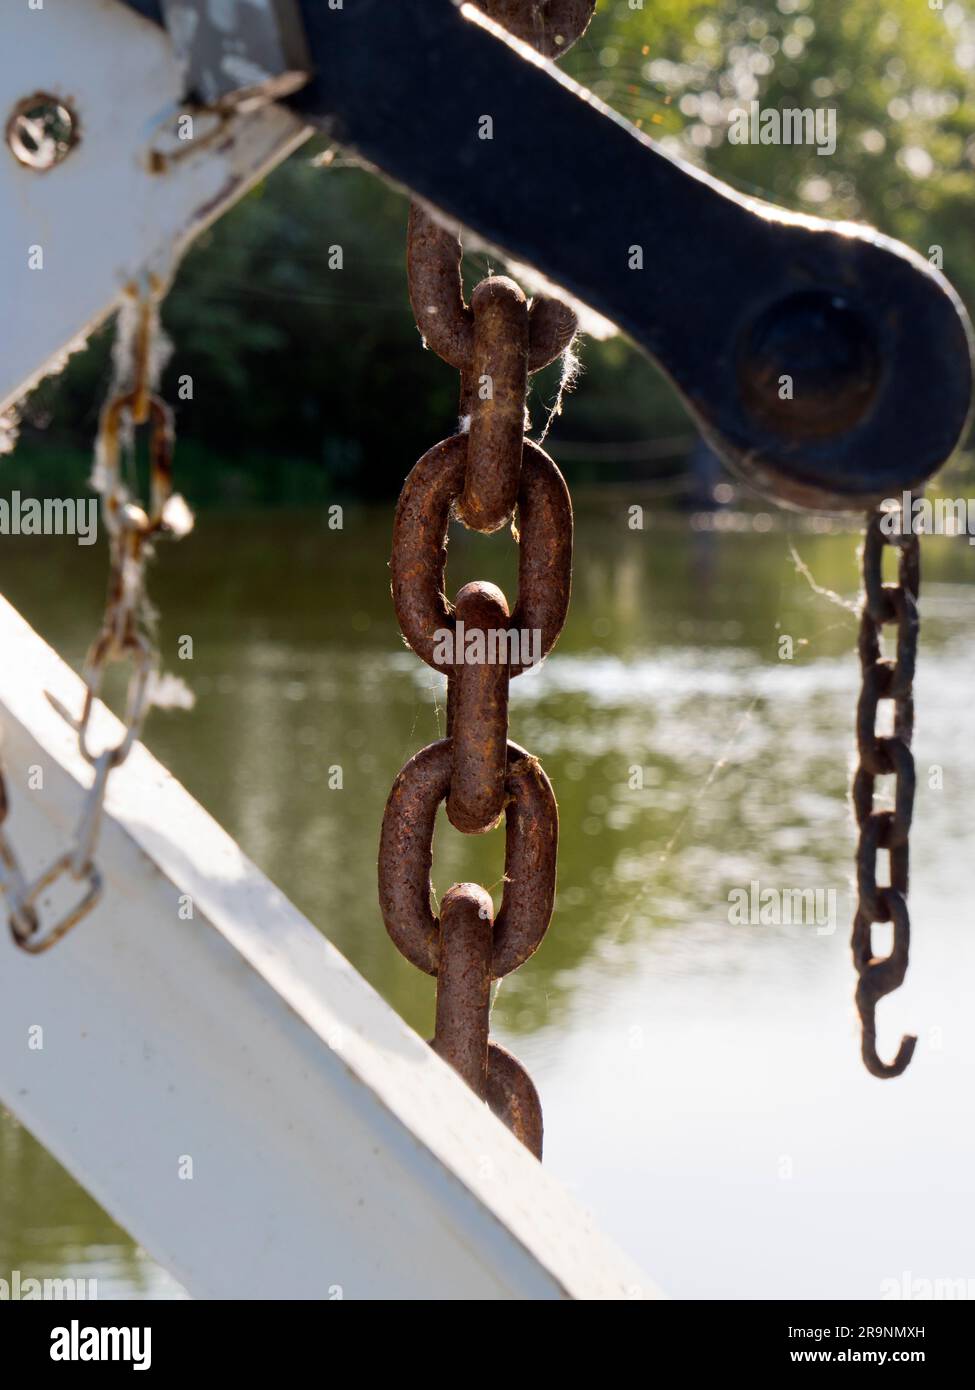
[851,506,919,1078]
[0,281,192,954]
[2,0,920,1108]
[379,0,594,1158]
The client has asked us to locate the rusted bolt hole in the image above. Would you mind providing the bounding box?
[6,93,78,170]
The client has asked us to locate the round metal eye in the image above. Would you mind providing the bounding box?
[738,290,881,440]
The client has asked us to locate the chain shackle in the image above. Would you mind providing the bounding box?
[851,510,920,1079]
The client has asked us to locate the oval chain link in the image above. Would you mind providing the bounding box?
[380,1,595,1157]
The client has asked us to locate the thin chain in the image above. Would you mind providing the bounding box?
[379,1,594,1157]
[851,506,919,1077]
[0,281,193,954]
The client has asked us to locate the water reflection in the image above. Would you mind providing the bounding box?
[1,504,973,1297]
[0,1116,184,1298]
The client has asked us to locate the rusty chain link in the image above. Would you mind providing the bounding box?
[380,0,594,1157]
[478,0,596,58]
[0,281,192,954]
[851,507,919,1078]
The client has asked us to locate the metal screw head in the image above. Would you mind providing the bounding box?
[6,93,78,170]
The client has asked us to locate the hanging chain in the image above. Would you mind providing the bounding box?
[379,0,594,1158]
[0,280,193,954]
[851,506,919,1077]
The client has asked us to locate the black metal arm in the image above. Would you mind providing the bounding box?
[124,0,973,509]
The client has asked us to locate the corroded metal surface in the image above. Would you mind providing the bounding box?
[128,0,973,506]
[479,0,594,59]
[379,4,581,1157]
[432,883,493,1095]
[378,739,558,981]
[486,1043,543,1161]
[390,435,572,677]
[850,510,920,1078]
[0,286,192,954]
[463,276,529,532]
[285,0,973,509]
[447,582,511,834]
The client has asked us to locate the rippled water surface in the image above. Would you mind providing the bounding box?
[2,503,974,1299]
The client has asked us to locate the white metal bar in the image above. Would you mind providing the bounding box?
[0,0,310,415]
[0,596,655,1300]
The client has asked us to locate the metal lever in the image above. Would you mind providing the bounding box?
[285,0,974,509]
[120,0,975,508]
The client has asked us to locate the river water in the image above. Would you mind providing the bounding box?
[2,501,974,1299]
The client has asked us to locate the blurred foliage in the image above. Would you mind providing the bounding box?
[9,0,975,502]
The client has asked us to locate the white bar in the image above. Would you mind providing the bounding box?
[0,0,310,415]
[0,597,655,1300]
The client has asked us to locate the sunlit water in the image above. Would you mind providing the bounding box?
[2,501,974,1299]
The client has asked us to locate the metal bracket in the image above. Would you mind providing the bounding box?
[159,0,312,110]
[17,0,975,510]
[286,0,974,510]
[0,0,311,419]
